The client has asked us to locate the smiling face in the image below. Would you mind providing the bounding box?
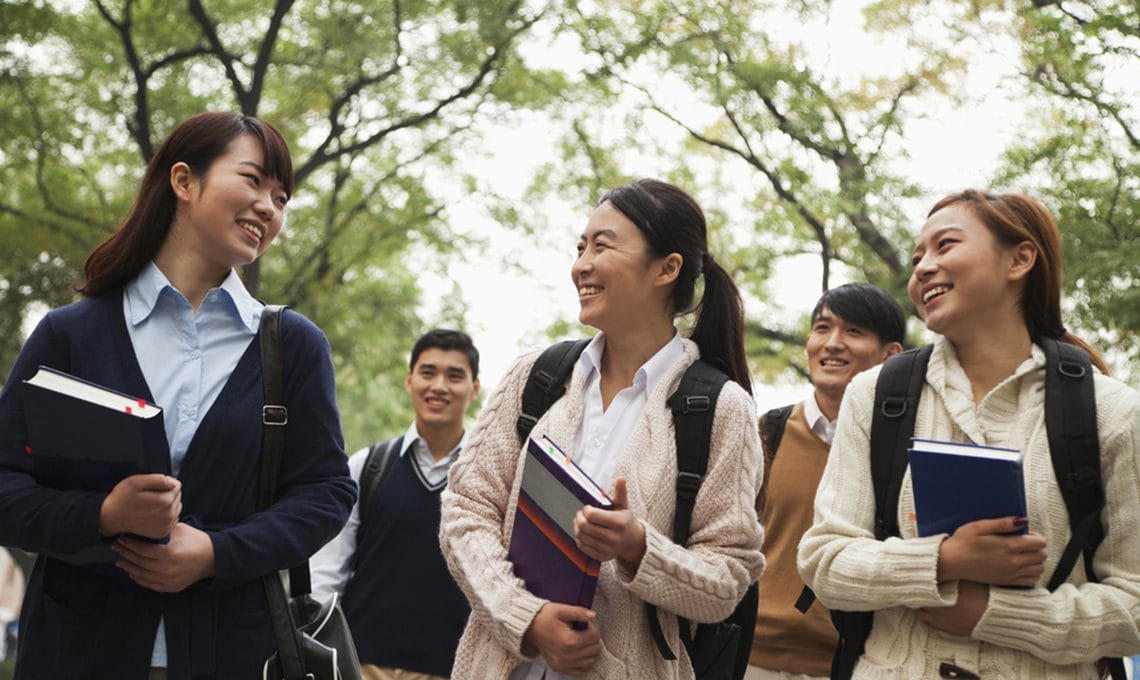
[907,204,1027,341]
[405,348,480,432]
[806,305,901,406]
[570,201,675,335]
[170,134,289,279]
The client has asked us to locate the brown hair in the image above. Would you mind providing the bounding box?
[79,112,294,297]
[928,189,1108,374]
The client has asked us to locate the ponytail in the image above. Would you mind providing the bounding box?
[690,255,752,394]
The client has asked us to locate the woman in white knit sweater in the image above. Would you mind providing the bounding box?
[440,179,764,679]
[798,190,1140,678]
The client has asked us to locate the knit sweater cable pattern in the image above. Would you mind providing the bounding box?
[439,339,765,680]
[798,338,1140,679]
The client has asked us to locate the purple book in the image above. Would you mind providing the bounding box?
[508,435,613,609]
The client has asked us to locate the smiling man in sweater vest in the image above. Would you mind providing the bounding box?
[311,329,481,680]
[747,283,904,680]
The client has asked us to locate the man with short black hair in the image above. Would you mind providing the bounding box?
[312,329,481,680]
[747,283,905,680]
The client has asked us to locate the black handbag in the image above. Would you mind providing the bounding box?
[257,305,363,680]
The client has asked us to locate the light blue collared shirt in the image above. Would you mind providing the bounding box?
[124,261,262,667]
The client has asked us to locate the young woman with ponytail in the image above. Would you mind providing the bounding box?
[799,189,1139,678]
[440,178,764,679]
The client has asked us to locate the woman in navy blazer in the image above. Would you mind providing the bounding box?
[0,112,357,679]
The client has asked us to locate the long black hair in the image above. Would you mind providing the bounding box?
[600,179,751,394]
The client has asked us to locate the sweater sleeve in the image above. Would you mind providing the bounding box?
[439,353,547,659]
[797,369,958,611]
[971,375,1140,664]
[618,382,766,623]
[0,312,109,557]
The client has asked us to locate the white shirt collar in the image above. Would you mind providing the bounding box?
[400,421,467,460]
[803,392,838,445]
[579,329,684,397]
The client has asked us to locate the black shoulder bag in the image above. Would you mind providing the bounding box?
[257,305,363,680]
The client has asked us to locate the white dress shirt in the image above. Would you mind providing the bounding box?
[309,422,466,598]
[511,330,684,680]
[802,393,838,445]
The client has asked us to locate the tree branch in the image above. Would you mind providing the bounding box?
[248,0,297,113]
[295,7,540,184]
[1030,64,1139,149]
[94,0,155,161]
[647,98,833,291]
[186,0,253,112]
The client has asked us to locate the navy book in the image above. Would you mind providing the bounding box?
[508,434,613,614]
[908,437,1027,537]
[22,366,171,564]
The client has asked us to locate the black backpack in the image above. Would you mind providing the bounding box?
[516,339,759,680]
[758,405,794,508]
[353,435,405,562]
[804,338,1123,680]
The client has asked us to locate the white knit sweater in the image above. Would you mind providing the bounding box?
[798,338,1140,679]
[440,339,765,679]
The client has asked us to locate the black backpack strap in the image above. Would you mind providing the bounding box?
[759,404,794,511]
[516,339,590,441]
[1039,340,1123,680]
[870,345,931,541]
[827,345,932,680]
[761,404,794,461]
[646,360,730,662]
[354,435,404,564]
[1042,339,1103,590]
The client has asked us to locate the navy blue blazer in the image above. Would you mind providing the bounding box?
[0,292,357,679]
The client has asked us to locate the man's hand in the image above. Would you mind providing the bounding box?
[574,478,646,571]
[112,523,215,593]
[521,603,602,676]
[937,516,1047,586]
[99,473,181,539]
[918,580,990,636]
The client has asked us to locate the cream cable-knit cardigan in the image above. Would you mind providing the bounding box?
[799,338,1140,679]
[440,339,765,679]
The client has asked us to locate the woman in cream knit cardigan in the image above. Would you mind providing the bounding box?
[440,179,764,679]
[798,190,1140,679]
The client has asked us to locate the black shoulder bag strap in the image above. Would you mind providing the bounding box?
[353,435,405,566]
[645,359,730,662]
[1040,340,1124,680]
[516,339,590,441]
[257,305,309,680]
[825,345,931,680]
